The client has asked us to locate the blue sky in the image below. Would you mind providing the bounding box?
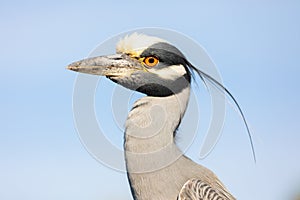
[1,0,300,199]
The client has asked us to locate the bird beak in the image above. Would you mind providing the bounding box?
[67,53,143,77]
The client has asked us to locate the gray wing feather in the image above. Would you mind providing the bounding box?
[178,178,232,200]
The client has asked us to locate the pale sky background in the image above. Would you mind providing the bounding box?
[1,0,300,200]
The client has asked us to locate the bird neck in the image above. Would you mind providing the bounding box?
[124,85,190,173]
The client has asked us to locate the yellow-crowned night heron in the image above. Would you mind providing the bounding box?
[67,33,254,200]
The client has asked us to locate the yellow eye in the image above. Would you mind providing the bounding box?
[143,56,159,67]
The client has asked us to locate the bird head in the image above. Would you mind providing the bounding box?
[67,33,192,97]
[67,33,256,161]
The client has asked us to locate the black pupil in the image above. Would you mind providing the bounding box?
[148,58,155,63]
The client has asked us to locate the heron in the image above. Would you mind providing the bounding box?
[67,33,254,200]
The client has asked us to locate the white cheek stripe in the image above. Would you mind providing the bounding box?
[151,64,187,80]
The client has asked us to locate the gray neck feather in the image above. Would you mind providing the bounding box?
[124,86,190,173]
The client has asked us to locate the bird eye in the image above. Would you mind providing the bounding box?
[143,56,159,67]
